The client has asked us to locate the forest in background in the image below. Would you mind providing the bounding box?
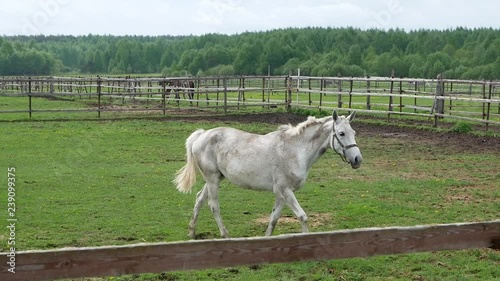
[0,27,499,79]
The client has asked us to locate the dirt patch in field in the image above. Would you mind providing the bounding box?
[254,213,333,228]
[163,112,500,153]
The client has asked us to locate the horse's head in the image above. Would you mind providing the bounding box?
[159,80,174,92]
[330,111,362,169]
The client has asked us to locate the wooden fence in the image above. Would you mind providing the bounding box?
[292,75,500,130]
[1,75,499,130]
[1,220,499,281]
[0,76,289,116]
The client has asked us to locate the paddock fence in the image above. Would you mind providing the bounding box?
[0,75,290,117]
[1,220,499,281]
[0,75,499,131]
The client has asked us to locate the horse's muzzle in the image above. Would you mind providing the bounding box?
[350,155,362,169]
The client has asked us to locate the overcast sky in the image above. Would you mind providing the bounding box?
[1,0,499,36]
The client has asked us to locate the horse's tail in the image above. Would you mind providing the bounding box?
[174,129,205,194]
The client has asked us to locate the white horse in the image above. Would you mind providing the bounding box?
[174,111,362,238]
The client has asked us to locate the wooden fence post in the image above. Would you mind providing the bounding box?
[481,81,487,121]
[286,76,292,112]
[388,78,394,121]
[242,77,245,107]
[162,79,166,115]
[203,78,209,107]
[366,76,371,110]
[97,76,101,118]
[267,76,271,104]
[261,77,266,109]
[337,76,343,108]
[28,77,32,119]
[449,82,453,111]
[399,80,403,113]
[223,77,228,114]
[237,76,245,110]
[349,79,353,108]
[308,78,312,106]
[413,80,418,113]
[216,78,220,108]
[319,78,323,109]
[433,74,445,127]
[486,81,492,132]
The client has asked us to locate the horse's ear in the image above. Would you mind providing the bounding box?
[332,110,338,122]
[347,111,356,122]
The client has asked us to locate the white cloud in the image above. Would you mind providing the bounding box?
[0,0,498,36]
[196,0,243,25]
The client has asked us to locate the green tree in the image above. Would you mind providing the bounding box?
[1,27,498,78]
[218,64,235,76]
[372,53,393,77]
[160,47,176,69]
[346,65,366,77]
[282,58,301,75]
[346,45,362,66]
[427,61,446,78]
[178,49,196,74]
[1,40,15,56]
[233,42,263,75]
[424,52,453,77]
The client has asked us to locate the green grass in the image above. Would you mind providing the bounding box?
[0,113,499,280]
[452,121,473,133]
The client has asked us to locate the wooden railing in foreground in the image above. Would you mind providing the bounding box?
[1,221,499,281]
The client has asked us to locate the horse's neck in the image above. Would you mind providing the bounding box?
[288,121,333,169]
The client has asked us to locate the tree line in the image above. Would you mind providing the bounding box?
[1,27,499,79]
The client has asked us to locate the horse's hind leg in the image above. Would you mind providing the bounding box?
[206,177,229,238]
[188,91,194,105]
[265,196,285,236]
[175,91,181,106]
[188,186,208,239]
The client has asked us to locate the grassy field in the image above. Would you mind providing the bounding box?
[0,107,499,280]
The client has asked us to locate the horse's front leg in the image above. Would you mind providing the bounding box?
[282,188,308,233]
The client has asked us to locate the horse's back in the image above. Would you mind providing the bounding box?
[191,127,279,190]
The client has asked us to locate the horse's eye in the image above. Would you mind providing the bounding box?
[339,132,345,137]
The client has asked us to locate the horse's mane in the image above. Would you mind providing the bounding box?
[279,116,333,136]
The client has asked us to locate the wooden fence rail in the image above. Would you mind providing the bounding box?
[1,221,499,281]
[1,75,499,130]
